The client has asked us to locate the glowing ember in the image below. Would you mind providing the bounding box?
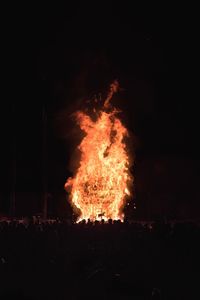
[65,81,133,222]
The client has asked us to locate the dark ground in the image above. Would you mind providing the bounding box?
[0,219,200,299]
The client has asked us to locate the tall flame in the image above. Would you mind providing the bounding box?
[65,81,132,222]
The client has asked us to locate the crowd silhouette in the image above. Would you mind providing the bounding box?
[0,218,199,299]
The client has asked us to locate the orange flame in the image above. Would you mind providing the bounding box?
[65,81,132,222]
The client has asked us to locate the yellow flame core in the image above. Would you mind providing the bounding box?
[65,83,132,222]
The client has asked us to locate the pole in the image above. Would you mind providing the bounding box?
[42,105,47,220]
[10,103,16,217]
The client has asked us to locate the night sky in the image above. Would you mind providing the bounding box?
[1,4,199,219]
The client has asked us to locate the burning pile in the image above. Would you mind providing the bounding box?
[65,81,133,222]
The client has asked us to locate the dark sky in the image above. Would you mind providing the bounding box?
[1,4,199,218]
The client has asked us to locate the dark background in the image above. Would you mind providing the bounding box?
[1,3,199,219]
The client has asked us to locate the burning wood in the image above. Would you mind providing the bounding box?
[65,81,133,222]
